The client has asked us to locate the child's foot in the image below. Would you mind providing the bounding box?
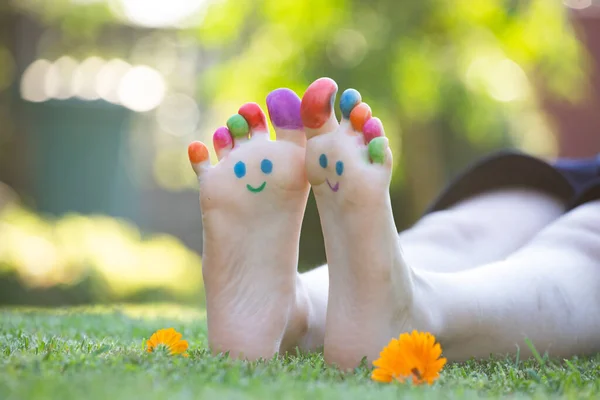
[188,90,312,360]
[301,78,423,370]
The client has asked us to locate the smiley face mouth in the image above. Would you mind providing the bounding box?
[246,181,267,193]
[326,179,339,192]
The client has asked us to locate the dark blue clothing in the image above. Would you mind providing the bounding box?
[426,150,600,214]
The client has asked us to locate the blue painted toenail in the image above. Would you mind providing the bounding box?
[340,89,361,119]
[234,161,246,178]
[319,154,328,169]
[261,159,273,174]
[336,160,344,176]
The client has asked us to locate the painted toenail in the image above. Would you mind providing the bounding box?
[340,89,361,119]
[213,127,233,151]
[350,103,372,132]
[301,78,338,129]
[266,89,303,129]
[368,137,387,164]
[234,161,246,178]
[363,117,384,144]
[188,141,209,164]
[261,159,273,174]
[319,154,328,169]
[238,103,267,132]
[227,114,250,138]
[336,161,344,176]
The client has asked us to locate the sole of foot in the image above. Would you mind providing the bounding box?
[188,89,312,360]
[300,77,423,370]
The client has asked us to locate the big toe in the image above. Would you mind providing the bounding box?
[301,77,340,139]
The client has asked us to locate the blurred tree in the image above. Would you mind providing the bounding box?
[190,0,586,265]
[2,0,587,268]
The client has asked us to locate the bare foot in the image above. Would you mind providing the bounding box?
[300,78,421,369]
[188,90,313,360]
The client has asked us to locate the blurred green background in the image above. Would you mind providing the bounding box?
[0,0,598,306]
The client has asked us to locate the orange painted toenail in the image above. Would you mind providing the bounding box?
[301,78,338,129]
[188,141,209,164]
[350,103,372,132]
[238,103,267,132]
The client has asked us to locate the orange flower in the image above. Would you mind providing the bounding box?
[371,330,446,385]
[146,328,189,357]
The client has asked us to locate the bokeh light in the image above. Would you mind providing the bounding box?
[156,93,201,137]
[118,65,166,112]
[96,59,132,104]
[20,59,52,102]
[72,56,106,100]
[112,0,208,28]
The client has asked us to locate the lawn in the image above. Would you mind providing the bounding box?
[0,305,598,399]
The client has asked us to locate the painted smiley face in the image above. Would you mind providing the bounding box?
[234,158,273,193]
[319,154,344,192]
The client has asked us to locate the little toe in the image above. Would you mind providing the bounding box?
[266,88,305,146]
[301,77,340,139]
[368,136,392,167]
[238,102,269,138]
[213,126,234,160]
[188,141,211,176]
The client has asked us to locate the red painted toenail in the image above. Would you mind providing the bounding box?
[350,103,372,132]
[238,103,267,132]
[301,78,338,129]
[188,141,209,164]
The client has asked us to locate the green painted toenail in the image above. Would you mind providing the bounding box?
[368,137,387,164]
[227,114,250,138]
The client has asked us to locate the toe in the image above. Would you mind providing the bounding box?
[301,77,339,139]
[226,114,250,143]
[363,117,384,144]
[349,102,372,132]
[368,136,392,167]
[213,126,234,160]
[238,102,268,137]
[339,88,361,120]
[188,141,210,176]
[266,88,305,146]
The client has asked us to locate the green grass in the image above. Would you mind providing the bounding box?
[0,305,599,399]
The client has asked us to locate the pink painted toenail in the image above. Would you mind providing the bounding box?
[363,117,384,144]
[301,78,338,129]
[238,103,267,132]
[213,127,233,151]
[350,103,372,132]
[188,141,209,164]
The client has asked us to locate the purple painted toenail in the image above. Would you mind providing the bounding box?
[266,88,303,129]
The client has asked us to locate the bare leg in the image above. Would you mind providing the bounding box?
[400,188,565,272]
[427,199,600,361]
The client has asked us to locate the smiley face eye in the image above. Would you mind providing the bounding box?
[261,159,273,174]
[319,154,328,168]
[234,161,246,178]
[336,160,344,176]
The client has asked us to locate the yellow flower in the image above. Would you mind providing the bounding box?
[371,330,446,385]
[146,328,189,357]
